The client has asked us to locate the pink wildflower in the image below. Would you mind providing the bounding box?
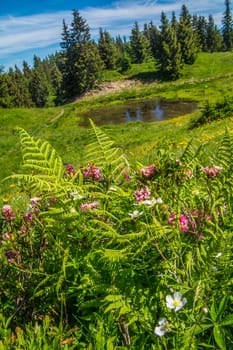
[203,165,222,178]
[83,163,103,181]
[25,212,33,222]
[3,233,13,239]
[124,172,130,182]
[140,164,155,178]
[65,163,76,176]
[168,212,176,224]
[134,186,151,202]
[2,205,16,221]
[179,214,189,232]
[6,251,16,263]
[22,226,27,233]
[81,201,99,211]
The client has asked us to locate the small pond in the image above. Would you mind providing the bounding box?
[78,98,198,126]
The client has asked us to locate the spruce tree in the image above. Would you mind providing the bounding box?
[177,5,200,64]
[130,21,151,63]
[98,28,117,69]
[60,10,103,100]
[158,12,183,80]
[192,15,208,52]
[207,15,223,52]
[222,0,233,50]
[29,70,49,107]
[145,21,161,61]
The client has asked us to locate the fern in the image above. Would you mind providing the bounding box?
[180,138,202,165]
[85,119,129,182]
[16,127,64,179]
[214,128,233,171]
[4,128,84,196]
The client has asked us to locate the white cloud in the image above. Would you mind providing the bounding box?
[0,0,224,67]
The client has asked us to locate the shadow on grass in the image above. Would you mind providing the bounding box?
[129,70,161,83]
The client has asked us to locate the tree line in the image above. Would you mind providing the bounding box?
[0,1,233,108]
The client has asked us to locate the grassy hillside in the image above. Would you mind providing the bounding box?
[1,52,233,193]
[0,52,233,349]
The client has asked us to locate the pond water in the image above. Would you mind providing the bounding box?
[79,98,198,126]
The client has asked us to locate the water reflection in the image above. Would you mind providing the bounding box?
[153,104,164,121]
[79,98,198,126]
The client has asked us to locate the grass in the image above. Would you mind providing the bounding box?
[1,51,233,193]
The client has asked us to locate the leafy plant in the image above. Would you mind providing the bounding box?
[0,122,232,349]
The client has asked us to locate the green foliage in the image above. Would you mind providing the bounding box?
[222,0,233,50]
[177,5,200,64]
[0,3,229,107]
[158,13,183,80]
[60,10,103,101]
[0,123,233,348]
[189,95,233,128]
[98,28,117,70]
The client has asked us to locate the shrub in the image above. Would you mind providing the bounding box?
[189,95,233,128]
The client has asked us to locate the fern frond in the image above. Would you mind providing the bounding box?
[98,248,128,263]
[5,173,81,196]
[15,127,64,179]
[85,119,129,182]
[180,138,202,165]
[214,128,233,170]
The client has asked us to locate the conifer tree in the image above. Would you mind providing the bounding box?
[130,21,151,63]
[145,21,161,61]
[192,15,208,51]
[222,0,233,50]
[158,12,183,80]
[29,69,49,107]
[0,73,12,107]
[177,5,200,64]
[98,28,117,69]
[207,15,223,52]
[60,10,103,100]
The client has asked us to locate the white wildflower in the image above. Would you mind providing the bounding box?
[128,210,144,219]
[166,292,187,312]
[70,191,85,200]
[142,197,163,207]
[109,187,117,191]
[154,318,171,336]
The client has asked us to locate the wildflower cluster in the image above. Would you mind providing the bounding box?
[134,186,151,202]
[2,205,16,221]
[140,164,156,178]
[202,164,222,177]
[155,292,187,337]
[65,163,77,176]
[81,201,99,211]
[83,163,103,181]
[167,210,215,238]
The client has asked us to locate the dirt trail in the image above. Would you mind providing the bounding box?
[76,79,141,100]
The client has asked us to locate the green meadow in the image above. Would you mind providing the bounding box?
[1,52,233,190]
[0,52,233,349]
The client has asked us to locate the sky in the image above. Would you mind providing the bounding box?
[0,0,225,70]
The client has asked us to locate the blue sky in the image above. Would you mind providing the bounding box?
[0,1,225,70]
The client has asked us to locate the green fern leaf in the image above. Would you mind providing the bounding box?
[15,127,64,179]
[85,119,129,182]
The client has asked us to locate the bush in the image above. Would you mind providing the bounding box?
[189,96,233,128]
